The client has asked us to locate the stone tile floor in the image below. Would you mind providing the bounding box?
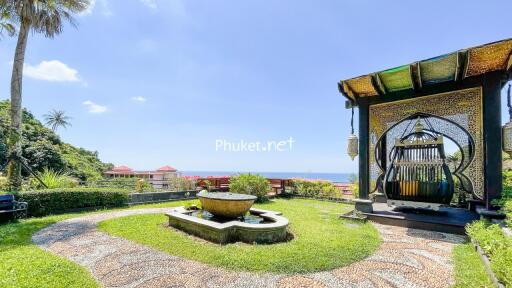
[32,208,466,288]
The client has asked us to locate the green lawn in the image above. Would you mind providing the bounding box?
[0,214,99,288]
[0,200,195,288]
[98,198,381,274]
[452,243,493,288]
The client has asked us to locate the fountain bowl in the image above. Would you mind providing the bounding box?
[197,191,256,218]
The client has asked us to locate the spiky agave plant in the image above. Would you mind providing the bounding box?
[33,168,77,189]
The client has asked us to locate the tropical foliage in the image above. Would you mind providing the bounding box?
[0,101,112,184]
[43,110,72,131]
[0,5,15,39]
[229,173,269,202]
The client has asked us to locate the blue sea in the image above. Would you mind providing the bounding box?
[181,171,354,183]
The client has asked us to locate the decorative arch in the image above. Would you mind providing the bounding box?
[373,112,475,196]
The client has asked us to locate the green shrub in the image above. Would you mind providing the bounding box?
[466,220,512,286]
[135,179,155,193]
[229,174,269,202]
[17,188,130,217]
[30,168,78,189]
[291,179,341,198]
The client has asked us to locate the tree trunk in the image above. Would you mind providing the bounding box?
[7,21,29,192]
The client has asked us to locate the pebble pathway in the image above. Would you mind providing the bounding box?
[32,208,466,288]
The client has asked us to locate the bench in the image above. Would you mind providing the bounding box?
[0,194,28,223]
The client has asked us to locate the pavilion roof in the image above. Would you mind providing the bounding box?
[338,38,512,102]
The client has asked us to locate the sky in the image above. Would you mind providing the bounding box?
[0,0,511,173]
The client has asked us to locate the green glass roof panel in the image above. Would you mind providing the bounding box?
[377,65,413,92]
[419,53,458,85]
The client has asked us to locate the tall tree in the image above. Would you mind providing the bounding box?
[3,0,89,191]
[44,109,72,132]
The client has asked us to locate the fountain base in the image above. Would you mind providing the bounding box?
[166,207,289,244]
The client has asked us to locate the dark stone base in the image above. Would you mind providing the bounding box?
[362,202,479,235]
[371,192,387,203]
[476,207,506,220]
[354,199,373,213]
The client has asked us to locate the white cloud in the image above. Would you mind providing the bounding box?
[132,96,147,103]
[83,101,108,113]
[140,0,158,10]
[24,60,81,82]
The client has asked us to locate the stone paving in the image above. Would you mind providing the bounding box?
[32,208,466,288]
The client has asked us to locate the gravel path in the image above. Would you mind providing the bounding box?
[32,208,466,288]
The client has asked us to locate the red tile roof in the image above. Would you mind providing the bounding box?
[157,165,177,172]
[111,165,132,172]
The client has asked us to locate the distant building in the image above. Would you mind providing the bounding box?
[104,165,179,189]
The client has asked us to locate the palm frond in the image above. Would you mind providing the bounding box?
[0,3,16,38]
[5,0,90,37]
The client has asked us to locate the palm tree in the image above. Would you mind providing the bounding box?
[4,0,89,191]
[44,110,72,132]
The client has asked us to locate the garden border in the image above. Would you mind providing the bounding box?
[471,239,505,288]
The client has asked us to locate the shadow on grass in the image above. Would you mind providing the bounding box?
[0,217,64,250]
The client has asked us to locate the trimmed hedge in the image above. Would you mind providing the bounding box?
[16,188,130,217]
[290,179,339,198]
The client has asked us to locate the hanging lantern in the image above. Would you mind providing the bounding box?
[347,105,359,160]
[503,84,512,157]
[347,134,359,160]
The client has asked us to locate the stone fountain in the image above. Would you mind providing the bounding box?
[197,191,256,218]
[166,191,288,244]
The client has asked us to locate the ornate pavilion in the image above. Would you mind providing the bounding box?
[338,39,512,232]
